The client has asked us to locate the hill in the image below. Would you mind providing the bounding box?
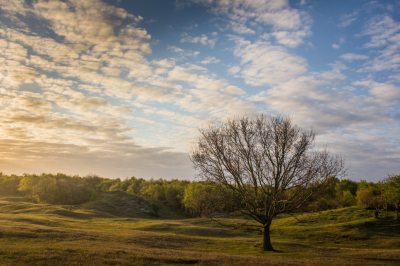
[0,194,399,265]
[78,191,187,219]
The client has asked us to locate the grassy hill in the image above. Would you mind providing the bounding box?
[0,193,399,265]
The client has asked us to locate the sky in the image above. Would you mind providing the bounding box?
[0,0,399,182]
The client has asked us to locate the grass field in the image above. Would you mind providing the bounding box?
[0,191,399,265]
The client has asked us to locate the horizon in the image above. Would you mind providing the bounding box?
[0,0,399,182]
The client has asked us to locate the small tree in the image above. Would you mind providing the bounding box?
[190,114,346,251]
[183,182,235,217]
[357,181,383,218]
[383,175,400,220]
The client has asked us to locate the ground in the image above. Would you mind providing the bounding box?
[0,192,399,265]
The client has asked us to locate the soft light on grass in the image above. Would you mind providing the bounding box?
[0,193,399,265]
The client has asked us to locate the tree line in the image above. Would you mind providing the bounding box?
[0,172,398,219]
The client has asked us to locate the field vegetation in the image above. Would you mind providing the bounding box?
[0,173,399,265]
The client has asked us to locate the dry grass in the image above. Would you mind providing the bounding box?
[0,194,399,265]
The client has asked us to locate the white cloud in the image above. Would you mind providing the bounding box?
[361,15,400,48]
[201,56,220,64]
[230,22,256,35]
[354,80,400,106]
[0,0,198,180]
[1,0,398,182]
[229,36,307,86]
[358,14,400,73]
[228,66,241,75]
[167,45,201,58]
[340,53,369,61]
[180,33,217,48]
[151,59,176,68]
[186,0,312,47]
[332,38,345,49]
[337,18,356,28]
[337,11,359,28]
[101,67,123,77]
[249,71,396,137]
[166,65,255,118]
[168,45,185,53]
[271,29,311,47]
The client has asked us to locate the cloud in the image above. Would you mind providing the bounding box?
[337,11,359,28]
[185,0,312,47]
[353,80,400,106]
[248,79,398,161]
[337,18,356,28]
[0,139,194,180]
[201,56,220,64]
[229,22,255,35]
[168,45,185,53]
[229,36,307,86]
[271,29,312,47]
[167,45,201,58]
[152,59,176,68]
[228,66,241,75]
[0,0,198,180]
[340,53,369,61]
[100,67,123,77]
[358,14,400,73]
[180,33,217,48]
[361,15,400,48]
[332,38,345,49]
[166,65,254,118]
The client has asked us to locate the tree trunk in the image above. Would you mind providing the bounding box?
[396,204,399,220]
[262,222,274,251]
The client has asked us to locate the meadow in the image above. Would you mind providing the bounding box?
[0,191,399,265]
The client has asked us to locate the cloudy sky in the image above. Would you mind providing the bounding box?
[0,0,399,181]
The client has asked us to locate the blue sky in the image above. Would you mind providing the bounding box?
[0,0,399,181]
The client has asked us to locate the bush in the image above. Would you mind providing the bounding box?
[149,202,160,216]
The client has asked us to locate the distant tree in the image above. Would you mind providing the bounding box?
[183,182,234,217]
[126,176,145,196]
[190,114,346,251]
[357,181,383,218]
[58,176,89,208]
[304,176,339,211]
[164,180,188,210]
[0,175,21,196]
[109,179,129,192]
[19,174,58,203]
[183,182,211,217]
[142,179,167,202]
[383,175,400,220]
[96,178,115,192]
[336,179,358,196]
[332,179,358,208]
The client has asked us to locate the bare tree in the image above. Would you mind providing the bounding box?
[190,114,346,251]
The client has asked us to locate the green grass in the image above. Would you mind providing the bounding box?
[0,193,399,265]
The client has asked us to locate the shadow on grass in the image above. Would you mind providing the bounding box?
[0,196,26,203]
[47,209,94,219]
[272,249,285,253]
[342,217,400,238]
[365,257,400,262]
[147,258,199,265]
